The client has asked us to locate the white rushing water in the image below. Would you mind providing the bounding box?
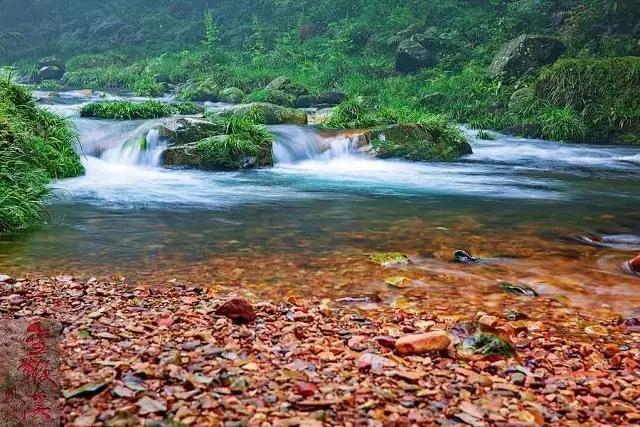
[47,93,640,209]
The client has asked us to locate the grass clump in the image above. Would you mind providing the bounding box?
[81,100,180,120]
[476,130,496,140]
[536,57,640,142]
[0,74,83,233]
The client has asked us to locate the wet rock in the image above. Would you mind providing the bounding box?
[230,376,250,394]
[499,282,539,297]
[0,274,16,284]
[357,352,396,372]
[137,396,167,415]
[215,298,257,324]
[158,117,221,146]
[488,34,565,80]
[37,66,64,82]
[458,332,515,358]
[369,252,411,267]
[395,331,451,355]
[629,254,640,274]
[623,317,640,331]
[504,310,528,321]
[218,87,246,103]
[367,124,472,161]
[453,250,481,264]
[294,95,317,108]
[294,381,317,397]
[177,79,220,102]
[336,294,382,305]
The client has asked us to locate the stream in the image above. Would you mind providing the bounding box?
[2,90,640,315]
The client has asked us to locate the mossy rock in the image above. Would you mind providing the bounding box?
[283,82,310,97]
[162,134,272,170]
[176,79,220,102]
[158,117,223,145]
[488,34,565,80]
[508,86,536,112]
[458,333,515,358]
[396,38,437,74]
[245,89,295,107]
[265,76,290,91]
[211,103,308,125]
[368,124,472,161]
[218,87,246,103]
[369,252,411,267]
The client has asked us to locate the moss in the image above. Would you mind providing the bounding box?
[369,252,411,267]
[458,333,515,358]
[80,100,176,120]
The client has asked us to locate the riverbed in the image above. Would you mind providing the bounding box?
[1,90,639,317]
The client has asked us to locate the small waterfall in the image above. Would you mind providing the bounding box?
[271,125,365,164]
[77,118,167,168]
[103,129,167,167]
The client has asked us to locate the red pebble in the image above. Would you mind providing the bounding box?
[215,298,256,324]
[294,381,317,398]
[629,254,640,274]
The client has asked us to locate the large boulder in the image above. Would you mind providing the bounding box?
[36,66,64,82]
[395,37,437,74]
[158,117,222,146]
[218,87,246,103]
[211,103,308,125]
[38,56,65,71]
[488,34,566,80]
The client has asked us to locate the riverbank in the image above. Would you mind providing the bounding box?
[1,273,639,425]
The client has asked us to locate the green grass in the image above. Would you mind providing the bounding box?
[80,100,181,120]
[0,74,83,233]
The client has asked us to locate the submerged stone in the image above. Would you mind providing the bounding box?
[369,252,411,267]
[453,250,481,264]
[629,254,640,274]
[499,282,539,297]
[458,332,515,358]
[395,331,451,355]
[215,298,257,324]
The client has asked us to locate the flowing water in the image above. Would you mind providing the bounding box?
[2,91,640,317]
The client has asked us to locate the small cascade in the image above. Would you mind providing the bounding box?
[77,118,167,168]
[271,125,364,164]
[104,129,168,167]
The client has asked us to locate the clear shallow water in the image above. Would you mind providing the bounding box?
[2,93,640,312]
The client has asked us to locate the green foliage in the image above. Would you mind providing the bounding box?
[535,106,586,141]
[0,75,83,233]
[80,100,176,120]
[132,74,164,97]
[36,80,64,91]
[537,57,640,141]
[202,10,220,52]
[176,78,220,102]
[245,89,294,106]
